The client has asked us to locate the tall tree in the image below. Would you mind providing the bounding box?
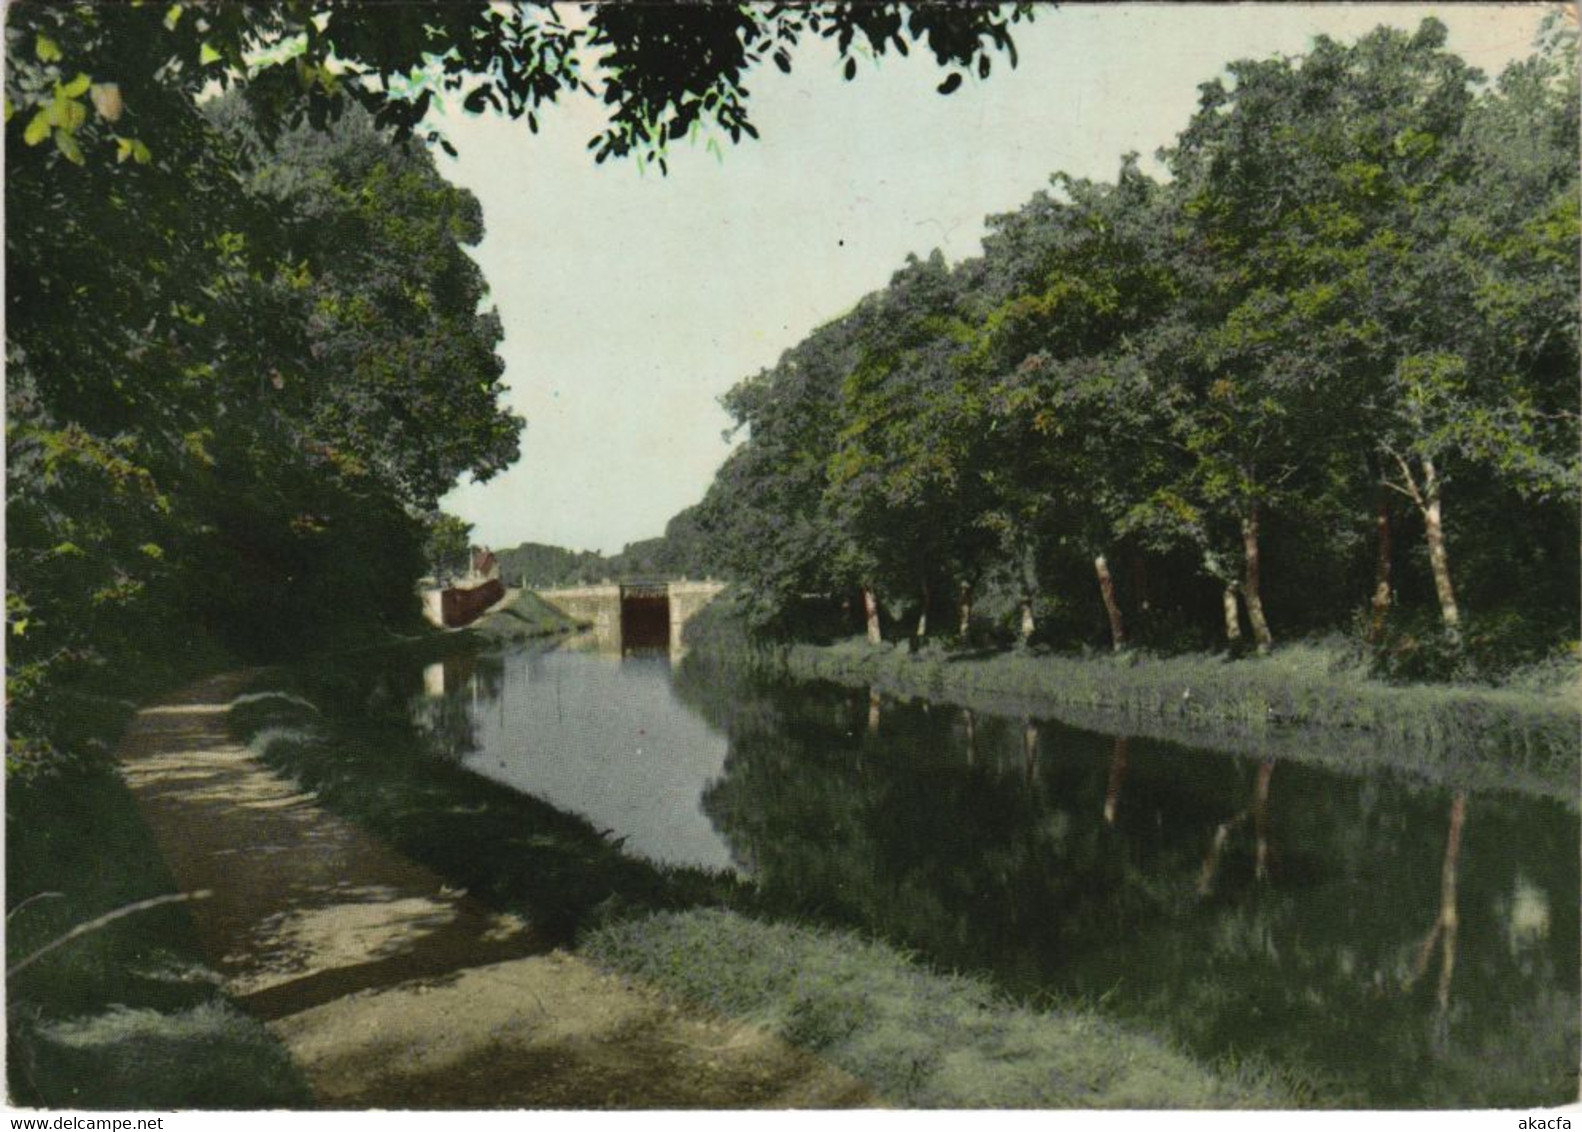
[974,163,1178,650]
[702,314,867,633]
[827,251,992,640]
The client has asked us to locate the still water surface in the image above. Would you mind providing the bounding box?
[412,637,1578,1107]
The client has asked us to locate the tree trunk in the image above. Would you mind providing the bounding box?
[1222,583,1243,644]
[1021,719,1039,784]
[1240,505,1273,653]
[1018,540,1037,645]
[1421,459,1461,640]
[862,586,882,644]
[1370,488,1394,643]
[915,579,930,639]
[957,581,974,639]
[963,707,976,767]
[1094,554,1126,653]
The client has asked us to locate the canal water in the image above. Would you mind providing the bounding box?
[409,636,1578,1108]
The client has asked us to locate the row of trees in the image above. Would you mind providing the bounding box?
[487,505,718,588]
[698,19,1579,670]
[6,79,519,772]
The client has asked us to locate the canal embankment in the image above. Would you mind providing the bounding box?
[224,655,1299,1108]
[26,670,867,1108]
[681,598,1580,806]
[466,588,588,643]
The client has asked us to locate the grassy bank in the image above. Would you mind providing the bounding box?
[685,597,1579,805]
[6,747,311,1108]
[586,909,1294,1108]
[230,657,1296,1108]
[467,588,587,643]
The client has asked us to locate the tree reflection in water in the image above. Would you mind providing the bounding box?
[1399,791,1466,1052]
[672,659,1579,1107]
[1103,735,1128,826]
[412,651,505,763]
[1196,759,1275,896]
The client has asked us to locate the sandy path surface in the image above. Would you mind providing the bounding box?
[117,673,872,1109]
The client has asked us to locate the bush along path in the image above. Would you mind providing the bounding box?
[114,672,871,1109]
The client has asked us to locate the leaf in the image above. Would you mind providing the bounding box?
[200,42,222,65]
[60,73,91,99]
[163,4,183,31]
[937,73,963,95]
[773,49,791,74]
[843,57,856,81]
[35,34,62,62]
[54,131,85,165]
[58,97,87,131]
[23,110,51,147]
[90,83,123,121]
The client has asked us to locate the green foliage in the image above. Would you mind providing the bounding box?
[489,513,722,589]
[2,2,1031,171]
[216,98,523,511]
[702,19,1579,662]
[5,65,514,768]
[423,513,474,583]
[4,0,1033,772]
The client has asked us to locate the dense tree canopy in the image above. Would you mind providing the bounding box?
[4,2,1033,170]
[700,18,1579,675]
[5,2,1033,775]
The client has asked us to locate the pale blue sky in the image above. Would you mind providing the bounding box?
[433,3,1550,556]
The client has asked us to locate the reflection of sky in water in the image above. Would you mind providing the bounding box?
[1506,872,1551,952]
[457,646,738,874]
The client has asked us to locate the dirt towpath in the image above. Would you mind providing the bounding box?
[117,673,872,1108]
